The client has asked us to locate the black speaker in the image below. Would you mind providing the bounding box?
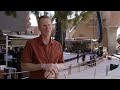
[110,64,119,71]
[97,46,103,57]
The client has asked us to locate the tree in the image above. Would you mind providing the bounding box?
[53,11,94,50]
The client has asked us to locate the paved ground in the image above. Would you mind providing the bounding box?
[58,52,120,79]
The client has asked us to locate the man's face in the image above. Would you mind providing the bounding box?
[38,18,52,36]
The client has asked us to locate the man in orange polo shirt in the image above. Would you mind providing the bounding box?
[21,15,64,79]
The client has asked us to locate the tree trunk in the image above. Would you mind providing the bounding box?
[55,17,66,51]
[55,18,62,44]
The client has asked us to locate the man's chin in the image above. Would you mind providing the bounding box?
[43,33,51,36]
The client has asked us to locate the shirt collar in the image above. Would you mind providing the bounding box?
[38,35,53,45]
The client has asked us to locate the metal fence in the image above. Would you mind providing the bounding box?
[0,71,30,79]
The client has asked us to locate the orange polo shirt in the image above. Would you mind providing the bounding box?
[21,36,64,79]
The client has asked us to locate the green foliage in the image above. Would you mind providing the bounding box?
[80,11,95,21]
[5,11,17,17]
[55,11,72,19]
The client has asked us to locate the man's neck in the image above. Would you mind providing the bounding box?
[41,35,51,45]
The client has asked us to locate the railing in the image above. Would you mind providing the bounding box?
[58,57,106,79]
[0,70,30,79]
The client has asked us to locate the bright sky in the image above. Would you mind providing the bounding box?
[117,27,120,36]
[29,13,38,26]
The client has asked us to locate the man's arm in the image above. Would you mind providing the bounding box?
[21,63,43,71]
[21,63,60,75]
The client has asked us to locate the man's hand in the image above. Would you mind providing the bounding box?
[41,63,64,79]
[41,64,59,75]
[44,71,56,79]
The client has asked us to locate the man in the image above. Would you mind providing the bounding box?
[21,15,64,79]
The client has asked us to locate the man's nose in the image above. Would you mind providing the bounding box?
[46,26,49,29]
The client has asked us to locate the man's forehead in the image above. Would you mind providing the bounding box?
[38,18,52,24]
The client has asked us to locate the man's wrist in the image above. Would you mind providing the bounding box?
[55,63,64,70]
[40,64,45,69]
[55,64,59,69]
